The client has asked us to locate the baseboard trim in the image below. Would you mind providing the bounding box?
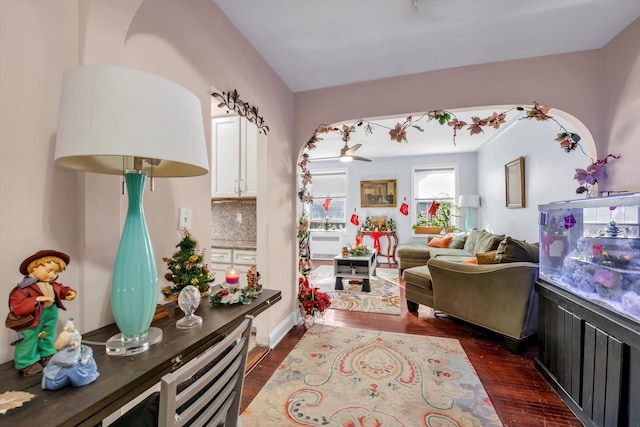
[267,309,301,349]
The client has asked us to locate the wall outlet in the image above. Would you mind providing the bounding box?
[236,213,242,224]
[179,208,192,230]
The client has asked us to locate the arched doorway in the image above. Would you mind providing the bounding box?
[296,104,597,278]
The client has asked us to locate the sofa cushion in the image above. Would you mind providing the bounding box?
[473,230,505,255]
[463,229,481,253]
[436,255,476,262]
[494,237,539,263]
[449,232,468,249]
[427,247,471,258]
[402,266,432,291]
[476,250,497,264]
[427,235,453,248]
[397,244,432,262]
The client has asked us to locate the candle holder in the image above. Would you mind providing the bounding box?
[176,285,202,329]
[225,267,240,286]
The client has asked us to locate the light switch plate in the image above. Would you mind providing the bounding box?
[179,208,192,230]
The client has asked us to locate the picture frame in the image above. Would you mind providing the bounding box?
[360,179,397,208]
[505,157,525,208]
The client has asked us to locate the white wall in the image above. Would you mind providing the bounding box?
[477,116,594,242]
[308,152,478,245]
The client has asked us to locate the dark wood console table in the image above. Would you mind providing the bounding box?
[358,230,398,267]
[0,289,281,427]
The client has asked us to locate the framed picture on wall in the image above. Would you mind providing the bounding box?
[361,179,397,208]
[505,157,525,208]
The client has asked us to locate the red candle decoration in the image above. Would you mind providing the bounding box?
[355,235,362,246]
[225,268,240,285]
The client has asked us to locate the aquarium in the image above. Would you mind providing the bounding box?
[539,193,640,323]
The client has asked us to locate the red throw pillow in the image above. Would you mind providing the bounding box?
[427,235,453,248]
[461,257,478,264]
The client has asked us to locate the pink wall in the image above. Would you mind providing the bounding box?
[0,0,298,365]
[601,18,640,191]
[295,18,640,193]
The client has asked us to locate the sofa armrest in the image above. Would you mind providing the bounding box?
[427,258,539,340]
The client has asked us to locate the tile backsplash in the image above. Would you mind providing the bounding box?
[211,199,257,242]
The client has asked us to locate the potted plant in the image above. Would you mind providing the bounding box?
[412,211,442,234]
[298,276,331,328]
[412,201,460,234]
[435,201,460,232]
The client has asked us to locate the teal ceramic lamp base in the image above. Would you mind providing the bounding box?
[106,171,162,356]
[465,207,473,231]
[106,327,163,356]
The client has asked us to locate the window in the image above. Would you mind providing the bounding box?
[411,165,458,231]
[583,205,639,237]
[308,170,347,229]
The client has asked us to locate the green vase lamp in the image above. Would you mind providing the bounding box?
[54,65,209,355]
[458,195,480,231]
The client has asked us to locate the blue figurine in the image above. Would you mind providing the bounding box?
[41,318,99,391]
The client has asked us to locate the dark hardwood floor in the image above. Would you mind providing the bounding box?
[242,262,582,426]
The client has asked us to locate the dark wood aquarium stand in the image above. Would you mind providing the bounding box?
[535,280,640,427]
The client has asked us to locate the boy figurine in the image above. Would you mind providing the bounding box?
[9,250,76,377]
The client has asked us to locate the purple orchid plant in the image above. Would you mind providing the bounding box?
[574,154,620,194]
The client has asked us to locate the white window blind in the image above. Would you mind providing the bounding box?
[412,165,458,231]
[309,170,348,228]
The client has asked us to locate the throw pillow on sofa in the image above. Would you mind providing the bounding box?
[449,232,468,249]
[473,230,505,255]
[476,250,497,264]
[428,235,453,248]
[462,229,480,253]
[461,257,478,264]
[494,237,539,263]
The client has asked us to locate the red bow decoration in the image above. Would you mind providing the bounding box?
[322,198,332,211]
[350,208,360,226]
[371,231,382,253]
[428,201,440,217]
[399,197,409,216]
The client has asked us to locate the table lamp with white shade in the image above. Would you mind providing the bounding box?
[458,195,481,231]
[54,65,209,355]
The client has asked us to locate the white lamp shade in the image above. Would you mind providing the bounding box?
[458,194,480,208]
[55,65,209,177]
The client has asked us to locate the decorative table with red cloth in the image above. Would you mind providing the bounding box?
[357,230,398,267]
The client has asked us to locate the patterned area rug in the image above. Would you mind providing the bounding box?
[241,325,503,426]
[309,265,401,315]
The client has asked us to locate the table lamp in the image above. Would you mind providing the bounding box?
[54,65,209,355]
[458,195,481,231]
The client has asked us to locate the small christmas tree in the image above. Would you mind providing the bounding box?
[162,231,214,299]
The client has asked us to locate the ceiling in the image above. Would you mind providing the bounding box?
[213,0,640,159]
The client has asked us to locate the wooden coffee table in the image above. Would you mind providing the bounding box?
[334,251,377,292]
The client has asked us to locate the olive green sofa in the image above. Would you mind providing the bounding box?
[400,231,540,353]
[426,258,539,353]
[397,229,505,271]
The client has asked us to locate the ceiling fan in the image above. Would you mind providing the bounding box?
[312,142,372,162]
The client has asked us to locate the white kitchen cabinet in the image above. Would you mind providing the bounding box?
[210,247,257,288]
[209,248,232,286]
[211,115,257,198]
